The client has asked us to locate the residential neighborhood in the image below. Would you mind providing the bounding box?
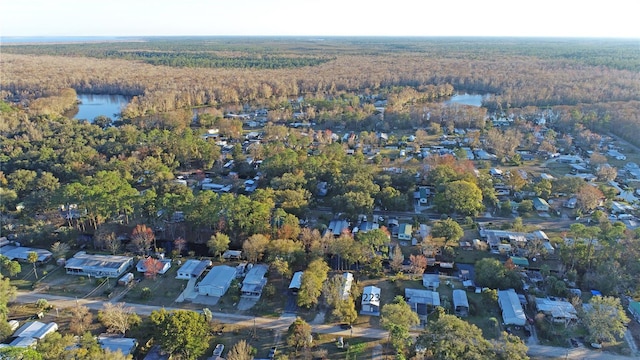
[1,36,640,360]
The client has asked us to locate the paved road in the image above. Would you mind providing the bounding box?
[12,291,388,339]
[13,291,637,359]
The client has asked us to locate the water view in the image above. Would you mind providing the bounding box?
[74,94,130,121]
[445,93,488,107]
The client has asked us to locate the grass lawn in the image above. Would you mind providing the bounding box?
[120,265,188,307]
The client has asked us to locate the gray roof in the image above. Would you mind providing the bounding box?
[65,252,132,271]
[453,289,469,309]
[199,265,237,288]
[0,245,52,262]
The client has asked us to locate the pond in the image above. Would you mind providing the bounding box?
[445,93,489,107]
[73,94,130,121]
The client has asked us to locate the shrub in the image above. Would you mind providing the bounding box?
[140,287,152,300]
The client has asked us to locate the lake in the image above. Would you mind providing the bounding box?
[74,94,130,121]
[445,93,488,107]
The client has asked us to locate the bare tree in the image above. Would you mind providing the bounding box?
[390,245,404,273]
[98,302,140,335]
[409,254,427,279]
[227,339,254,360]
[131,224,155,255]
[69,304,93,335]
[103,235,121,255]
[173,237,187,256]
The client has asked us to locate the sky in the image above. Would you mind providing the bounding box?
[1,0,639,39]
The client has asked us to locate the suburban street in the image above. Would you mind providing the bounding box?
[12,291,637,359]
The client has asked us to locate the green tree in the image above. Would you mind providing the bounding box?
[0,255,21,277]
[297,259,329,308]
[415,313,497,360]
[431,218,464,245]
[150,309,211,360]
[475,258,522,290]
[581,296,630,344]
[286,317,313,353]
[380,296,420,354]
[207,232,230,261]
[434,180,483,216]
[493,332,530,360]
[35,332,75,360]
[0,347,43,360]
[533,179,552,199]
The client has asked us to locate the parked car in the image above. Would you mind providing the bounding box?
[213,344,224,357]
[268,346,277,359]
[340,323,352,330]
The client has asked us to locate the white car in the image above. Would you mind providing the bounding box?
[213,344,224,357]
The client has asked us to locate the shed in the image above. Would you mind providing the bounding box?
[222,250,242,260]
[360,285,381,316]
[118,272,134,286]
[197,265,237,297]
[289,271,303,294]
[509,256,530,268]
[498,289,526,326]
[453,289,469,317]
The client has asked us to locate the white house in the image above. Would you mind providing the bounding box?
[340,273,354,300]
[65,252,133,279]
[241,264,268,299]
[197,265,237,297]
[9,321,58,348]
[136,258,171,275]
[176,259,210,280]
[360,285,381,316]
[422,274,440,291]
[0,246,52,263]
[535,297,578,325]
[498,289,526,326]
[453,289,469,317]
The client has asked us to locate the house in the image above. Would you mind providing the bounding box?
[65,252,133,279]
[422,274,440,291]
[0,245,52,263]
[563,198,577,209]
[241,264,268,299]
[534,297,578,326]
[532,197,550,212]
[490,168,504,177]
[340,273,354,300]
[416,187,431,205]
[9,321,58,348]
[289,271,303,294]
[143,345,170,360]
[326,219,350,237]
[98,334,138,356]
[405,288,441,323]
[176,259,211,280]
[453,289,469,317]
[136,258,172,275]
[355,221,379,234]
[398,223,412,241]
[498,289,526,326]
[197,265,237,297]
[360,285,381,316]
[557,154,584,164]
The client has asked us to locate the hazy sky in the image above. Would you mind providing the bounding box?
[2,0,638,38]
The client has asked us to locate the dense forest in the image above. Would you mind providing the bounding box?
[2,37,639,144]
